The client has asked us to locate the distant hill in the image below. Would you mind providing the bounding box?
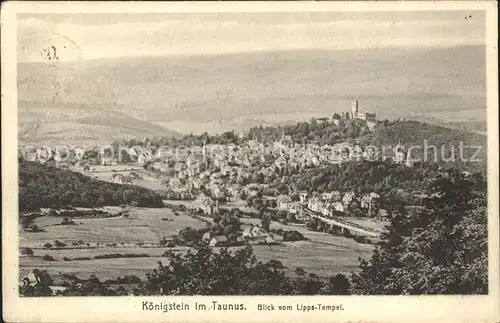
[18,45,486,139]
[18,101,180,146]
[19,160,164,212]
[361,120,487,171]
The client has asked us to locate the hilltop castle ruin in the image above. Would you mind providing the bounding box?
[341,100,376,121]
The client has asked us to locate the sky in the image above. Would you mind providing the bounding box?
[18,11,485,63]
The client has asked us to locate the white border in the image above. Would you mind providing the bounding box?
[2,2,499,322]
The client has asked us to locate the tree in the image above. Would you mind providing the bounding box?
[261,215,271,232]
[140,246,293,295]
[286,213,297,223]
[351,171,487,295]
[21,247,34,257]
[42,255,56,261]
[54,240,66,248]
[60,217,75,225]
[324,274,350,295]
[27,224,41,232]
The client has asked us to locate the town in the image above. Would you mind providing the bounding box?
[18,101,417,236]
[17,99,487,297]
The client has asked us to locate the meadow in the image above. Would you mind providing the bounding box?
[20,206,375,281]
[20,207,207,248]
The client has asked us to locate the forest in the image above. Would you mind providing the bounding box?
[19,160,164,212]
[271,159,439,195]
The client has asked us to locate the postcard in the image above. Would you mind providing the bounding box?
[2,1,499,322]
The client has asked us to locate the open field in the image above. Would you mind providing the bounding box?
[343,217,389,232]
[240,217,374,276]
[71,165,169,191]
[20,238,371,281]
[20,206,375,281]
[20,256,166,281]
[20,207,207,248]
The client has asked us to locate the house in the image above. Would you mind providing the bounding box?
[242,225,267,238]
[20,269,53,288]
[49,286,68,295]
[363,147,379,160]
[321,204,333,217]
[295,210,309,221]
[25,151,38,162]
[110,174,133,185]
[333,202,344,213]
[128,147,139,158]
[288,203,300,214]
[366,121,377,131]
[361,192,380,210]
[342,191,356,208]
[55,160,70,169]
[138,151,153,166]
[202,232,212,242]
[308,197,323,213]
[37,147,53,161]
[322,191,341,202]
[209,235,228,247]
[393,150,406,164]
[265,235,278,245]
[299,191,309,204]
[236,236,247,245]
[277,195,292,210]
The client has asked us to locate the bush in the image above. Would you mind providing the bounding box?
[295,267,306,276]
[282,230,306,242]
[117,275,142,284]
[43,243,53,249]
[42,255,56,261]
[63,257,70,261]
[21,247,34,256]
[354,236,367,244]
[73,257,91,261]
[93,253,150,260]
[54,240,67,248]
[60,217,76,225]
[26,224,43,232]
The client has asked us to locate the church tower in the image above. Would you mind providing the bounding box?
[351,100,359,119]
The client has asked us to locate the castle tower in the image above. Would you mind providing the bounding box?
[351,100,359,119]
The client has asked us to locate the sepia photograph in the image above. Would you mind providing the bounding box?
[2,1,499,322]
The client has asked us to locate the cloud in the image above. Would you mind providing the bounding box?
[17,13,485,62]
